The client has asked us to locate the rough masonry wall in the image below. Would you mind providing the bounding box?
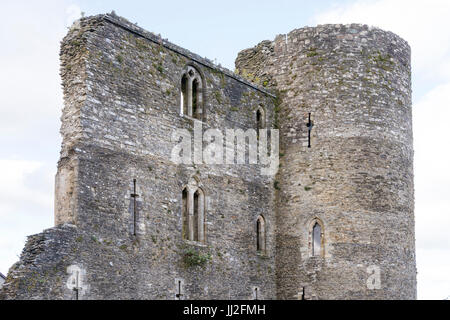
[2,14,276,300]
[236,24,416,299]
[1,16,416,301]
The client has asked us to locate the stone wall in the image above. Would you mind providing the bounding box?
[1,15,416,300]
[1,13,277,300]
[236,24,416,299]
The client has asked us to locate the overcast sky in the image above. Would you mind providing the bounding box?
[0,0,449,300]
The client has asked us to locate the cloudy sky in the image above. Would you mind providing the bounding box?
[0,0,449,300]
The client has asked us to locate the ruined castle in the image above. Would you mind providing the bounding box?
[0,13,416,300]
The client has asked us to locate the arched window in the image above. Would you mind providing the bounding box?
[181,74,188,115]
[182,188,188,240]
[181,178,206,243]
[312,223,321,256]
[256,215,266,253]
[193,190,199,241]
[309,218,324,257]
[256,106,266,139]
[192,78,199,118]
[180,66,203,120]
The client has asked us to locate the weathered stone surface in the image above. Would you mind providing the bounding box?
[1,15,415,300]
[236,23,415,299]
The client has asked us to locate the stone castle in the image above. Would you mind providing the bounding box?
[0,13,416,300]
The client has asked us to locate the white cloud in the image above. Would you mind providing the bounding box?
[0,160,49,211]
[0,2,67,137]
[0,0,79,275]
[65,4,82,27]
[0,159,55,275]
[312,0,450,84]
[417,248,450,300]
[414,83,450,263]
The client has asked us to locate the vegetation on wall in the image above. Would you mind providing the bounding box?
[182,247,212,269]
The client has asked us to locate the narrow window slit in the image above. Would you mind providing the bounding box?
[312,222,322,256]
[73,270,80,300]
[256,107,266,140]
[181,75,188,115]
[193,190,199,241]
[182,188,188,240]
[130,179,139,236]
[306,113,314,148]
[256,215,266,253]
[192,79,198,118]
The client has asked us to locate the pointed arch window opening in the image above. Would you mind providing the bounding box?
[182,188,189,240]
[182,182,206,243]
[193,190,199,242]
[181,74,189,116]
[310,219,324,257]
[256,107,266,140]
[256,215,266,253]
[180,67,203,120]
[257,109,262,128]
[312,222,321,256]
[192,79,199,118]
[256,219,261,250]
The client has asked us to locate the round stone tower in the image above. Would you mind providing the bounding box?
[236,24,416,299]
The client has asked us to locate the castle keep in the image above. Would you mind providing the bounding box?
[0,13,416,300]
